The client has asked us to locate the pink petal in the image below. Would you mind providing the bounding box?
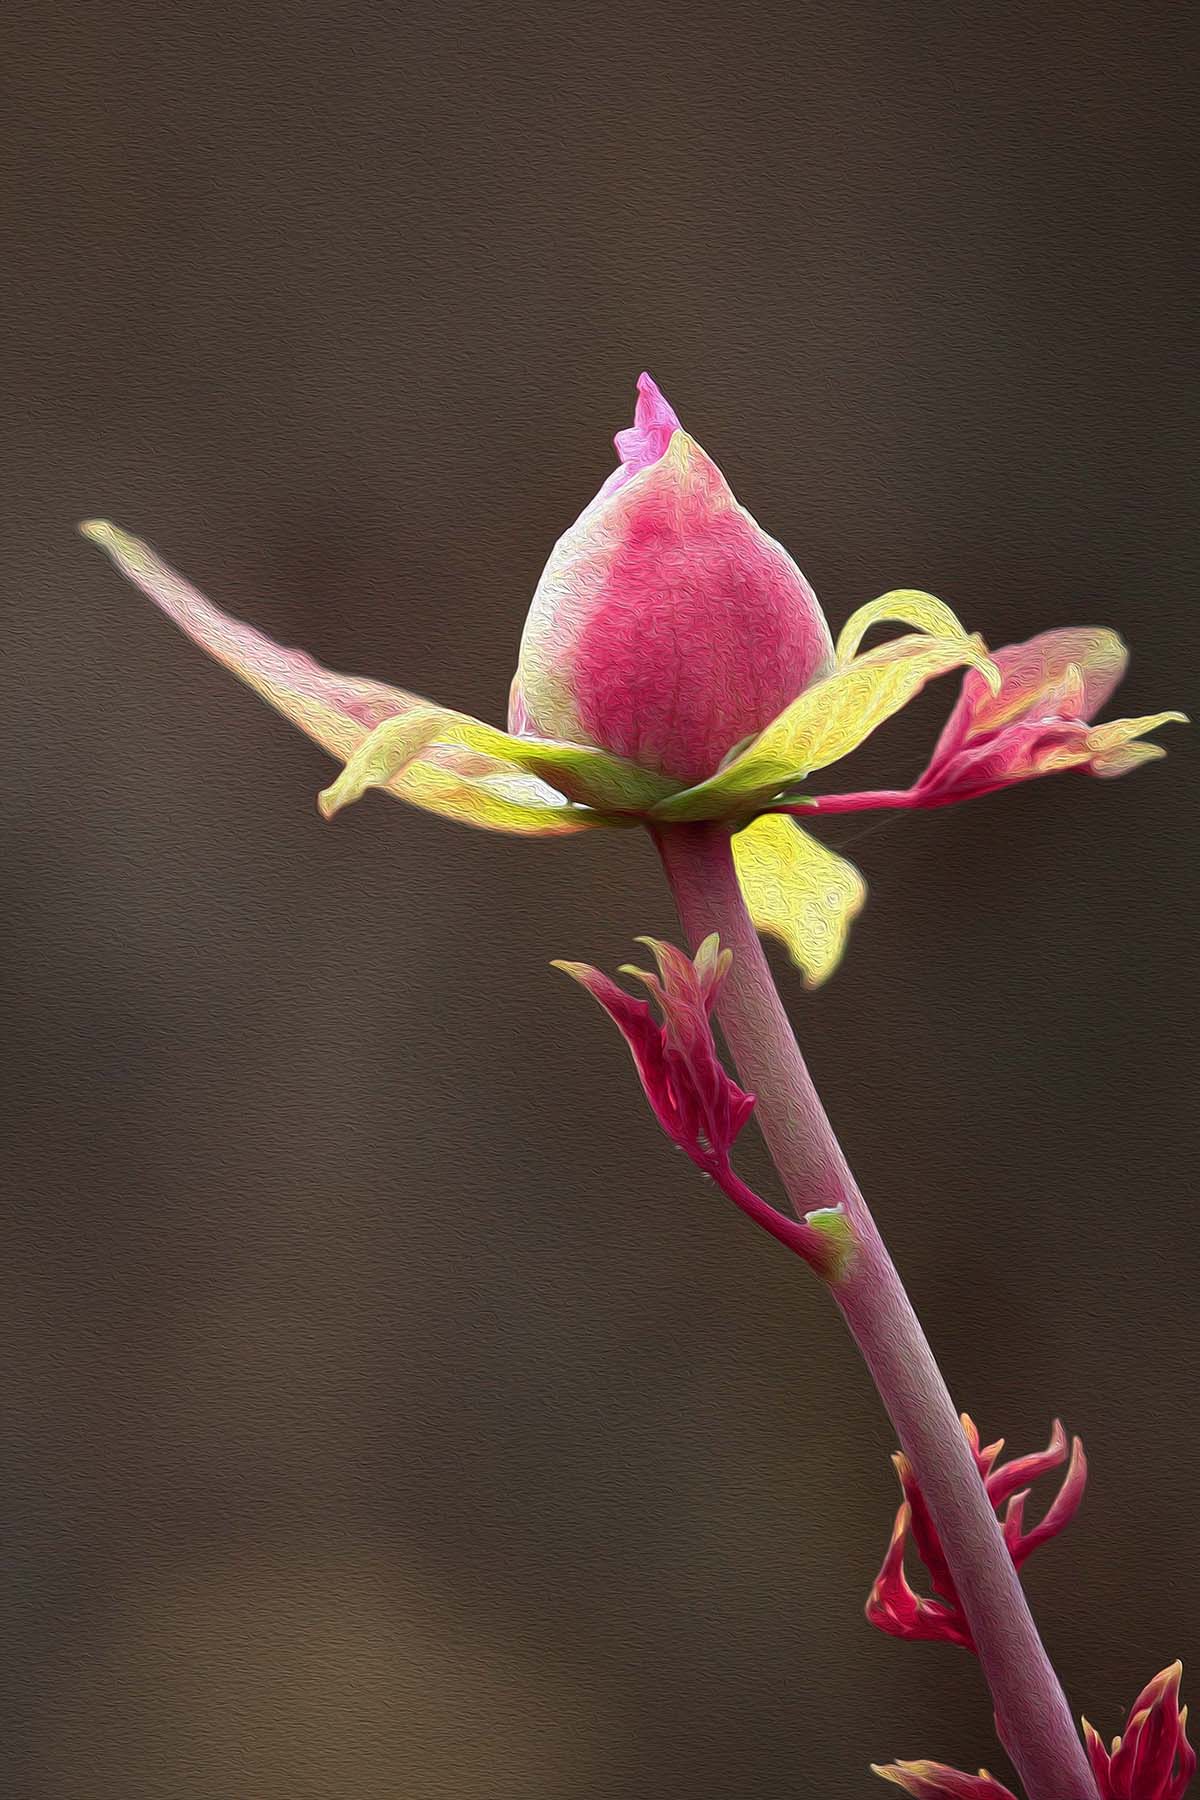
[865,1501,972,1648]
[930,626,1127,768]
[982,1418,1068,1511]
[608,370,682,488]
[552,951,737,1157]
[961,1413,1006,1478]
[893,1452,959,1616]
[1100,1661,1195,1800]
[1005,1437,1086,1568]
[914,718,1094,805]
[1082,1718,1113,1793]
[551,961,672,1126]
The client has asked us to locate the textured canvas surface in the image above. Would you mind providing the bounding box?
[4,3,1196,1794]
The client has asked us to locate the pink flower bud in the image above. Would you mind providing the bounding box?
[1084,1662,1195,1800]
[513,373,834,784]
[867,1414,1086,1652]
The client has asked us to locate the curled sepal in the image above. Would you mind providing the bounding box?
[836,590,979,665]
[650,632,1000,822]
[553,937,855,1279]
[866,1414,1086,1653]
[1083,1662,1195,1800]
[871,1760,1019,1798]
[731,814,866,987]
[317,703,677,820]
[912,646,1188,799]
[997,1426,1087,1569]
[866,1497,972,1647]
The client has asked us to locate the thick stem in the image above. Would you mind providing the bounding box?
[654,821,1098,1800]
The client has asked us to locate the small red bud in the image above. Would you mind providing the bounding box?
[555,935,855,1279]
[867,1415,1086,1652]
[1083,1662,1195,1800]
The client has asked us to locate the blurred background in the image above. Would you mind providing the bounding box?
[4,2,1197,1794]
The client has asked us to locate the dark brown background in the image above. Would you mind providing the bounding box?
[4,2,1197,1795]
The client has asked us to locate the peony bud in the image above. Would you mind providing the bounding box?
[513,372,834,784]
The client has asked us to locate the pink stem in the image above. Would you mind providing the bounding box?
[702,1155,839,1272]
[653,821,1099,1800]
[792,787,917,815]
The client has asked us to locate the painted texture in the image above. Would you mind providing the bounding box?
[83,375,1183,988]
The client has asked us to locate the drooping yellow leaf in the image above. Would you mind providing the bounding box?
[732,813,866,987]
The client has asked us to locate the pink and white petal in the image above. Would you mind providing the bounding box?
[732,814,866,987]
[604,370,683,493]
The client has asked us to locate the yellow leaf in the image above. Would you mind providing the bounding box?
[318,705,671,821]
[733,814,867,986]
[653,633,999,822]
[835,589,976,664]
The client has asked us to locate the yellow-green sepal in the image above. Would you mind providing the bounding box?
[650,631,1000,824]
[319,704,677,820]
